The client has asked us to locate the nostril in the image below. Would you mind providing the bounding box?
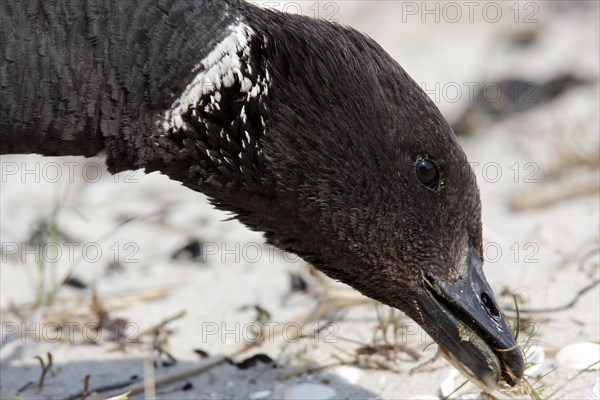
[481,292,500,318]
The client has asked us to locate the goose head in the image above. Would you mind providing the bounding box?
[148,4,525,390]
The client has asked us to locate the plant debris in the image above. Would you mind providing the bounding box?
[34,352,53,389]
[232,354,275,370]
[171,239,203,261]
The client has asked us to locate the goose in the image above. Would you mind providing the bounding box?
[0,0,524,392]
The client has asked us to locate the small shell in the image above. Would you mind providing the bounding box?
[282,384,336,400]
[329,366,361,384]
[524,345,546,377]
[439,367,485,399]
[556,342,600,370]
[250,390,272,400]
[440,368,461,398]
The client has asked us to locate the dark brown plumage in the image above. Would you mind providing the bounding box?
[0,0,523,391]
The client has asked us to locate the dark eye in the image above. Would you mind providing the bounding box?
[415,158,440,191]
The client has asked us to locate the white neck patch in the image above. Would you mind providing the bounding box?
[161,21,260,132]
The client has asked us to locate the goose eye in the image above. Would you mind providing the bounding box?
[415,159,439,190]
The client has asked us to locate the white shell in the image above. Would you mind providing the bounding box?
[440,368,461,398]
[556,342,600,370]
[524,345,545,376]
[282,383,336,400]
[250,390,272,400]
[329,365,361,384]
[439,367,485,399]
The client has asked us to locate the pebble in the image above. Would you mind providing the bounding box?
[556,342,600,370]
[282,383,336,400]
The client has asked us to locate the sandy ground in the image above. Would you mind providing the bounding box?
[1,1,599,399]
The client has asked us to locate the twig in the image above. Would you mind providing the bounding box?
[408,352,440,376]
[80,374,91,400]
[531,366,558,387]
[131,310,186,340]
[2,285,174,322]
[152,328,177,367]
[106,391,131,400]
[16,381,35,394]
[278,361,348,379]
[510,179,600,211]
[505,278,599,313]
[510,295,520,342]
[89,378,141,392]
[105,286,175,310]
[102,354,229,398]
[61,377,142,400]
[143,341,156,400]
[35,352,53,388]
[578,246,600,271]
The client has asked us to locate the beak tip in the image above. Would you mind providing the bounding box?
[415,250,527,390]
[500,347,525,386]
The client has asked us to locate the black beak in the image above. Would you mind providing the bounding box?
[414,248,524,389]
